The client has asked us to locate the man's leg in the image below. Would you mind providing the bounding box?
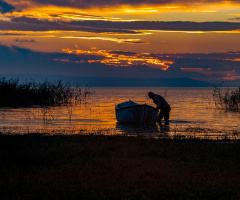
[158,112,163,128]
[164,114,169,125]
[163,107,171,125]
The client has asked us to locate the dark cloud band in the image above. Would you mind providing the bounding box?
[0,0,15,13]
[2,17,240,33]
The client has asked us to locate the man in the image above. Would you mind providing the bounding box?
[148,92,171,126]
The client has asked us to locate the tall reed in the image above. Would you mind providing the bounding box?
[213,86,240,111]
[0,78,92,107]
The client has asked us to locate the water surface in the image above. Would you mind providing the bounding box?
[0,87,239,139]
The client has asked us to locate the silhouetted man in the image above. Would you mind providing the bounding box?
[148,92,171,127]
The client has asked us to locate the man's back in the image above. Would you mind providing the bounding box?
[153,94,170,109]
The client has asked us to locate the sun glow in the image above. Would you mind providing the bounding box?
[110,7,159,14]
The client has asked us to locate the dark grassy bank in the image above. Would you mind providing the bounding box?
[1,135,240,199]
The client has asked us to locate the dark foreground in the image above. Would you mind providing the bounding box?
[0,134,240,200]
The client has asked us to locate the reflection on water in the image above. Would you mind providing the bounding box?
[116,122,161,135]
[116,122,172,139]
[0,87,240,139]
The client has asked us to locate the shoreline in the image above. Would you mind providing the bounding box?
[1,134,240,199]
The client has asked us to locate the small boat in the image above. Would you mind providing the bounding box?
[115,100,159,124]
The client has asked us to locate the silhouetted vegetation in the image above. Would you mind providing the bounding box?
[213,87,240,111]
[0,78,92,107]
[0,134,240,199]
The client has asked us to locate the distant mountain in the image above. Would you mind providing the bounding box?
[60,77,213,87]
[2,74,214,87]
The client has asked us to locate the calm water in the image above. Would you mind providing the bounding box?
[0,87,240,139]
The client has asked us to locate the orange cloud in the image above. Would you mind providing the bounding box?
[60,36,148,44]
[223,75,240,80]
[7,0,240,10]
[4,6,138,22]
[62,47,174,70]
[4,1,240,23]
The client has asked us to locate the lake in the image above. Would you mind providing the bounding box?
[0,87,239,139]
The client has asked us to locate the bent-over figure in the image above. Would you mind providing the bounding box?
[148,92,171,127]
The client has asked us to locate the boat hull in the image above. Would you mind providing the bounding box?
[115,103,159,124]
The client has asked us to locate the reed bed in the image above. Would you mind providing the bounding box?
[213,86,240,112]
[0,77,92,107]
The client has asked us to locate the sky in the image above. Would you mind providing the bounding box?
[1,0,240,85]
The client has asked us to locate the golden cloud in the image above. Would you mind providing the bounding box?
[62,47,174,70]
[60,36,148,44]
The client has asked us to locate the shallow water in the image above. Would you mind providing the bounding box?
[0,87,239,139]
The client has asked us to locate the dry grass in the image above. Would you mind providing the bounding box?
[0,134,240,199]
[213,87,240,112]
[0,78,92,107]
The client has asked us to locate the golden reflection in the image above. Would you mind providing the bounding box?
[62,48,174,70]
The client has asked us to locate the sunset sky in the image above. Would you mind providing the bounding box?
[1,0,240,85]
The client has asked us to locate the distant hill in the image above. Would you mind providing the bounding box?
[2,74,215,87]
[57,77,213,87]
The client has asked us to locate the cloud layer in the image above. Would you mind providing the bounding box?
[0,0,15,13]
[7,0,240,9]
[2,17,240,33]
[1,44,240,84]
